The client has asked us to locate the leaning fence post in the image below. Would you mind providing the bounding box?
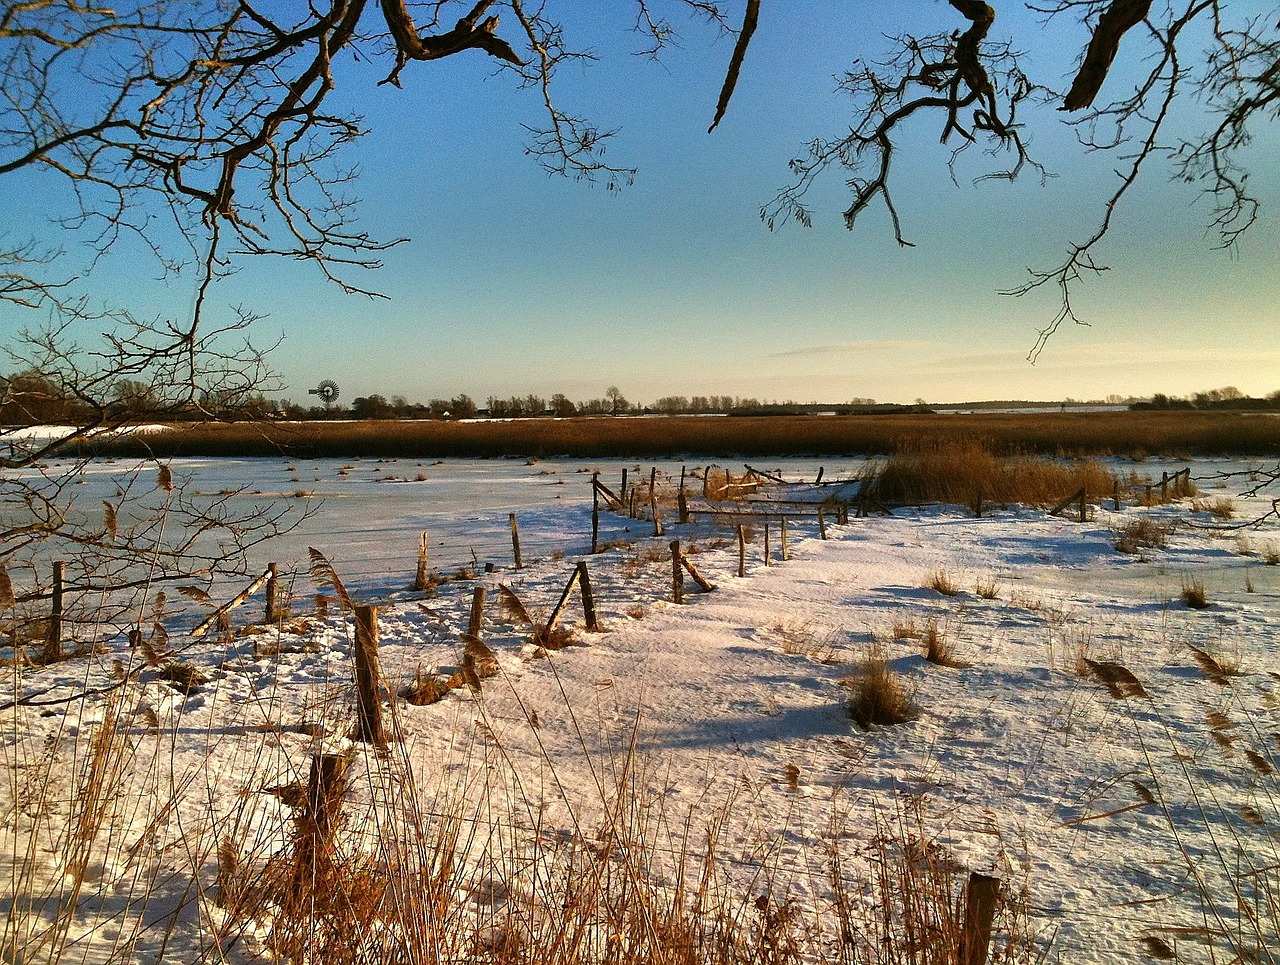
[467,586,486,641]
[353,605,386,748]
[737,524,746,577]
[670,539,684,604]
[591,472,600,553]
[780,517,790,561]
[43,561,65,662]
[265,562,281,624]
[959,873,1000,965]
[509,513,523,570]
[577,561,599,631]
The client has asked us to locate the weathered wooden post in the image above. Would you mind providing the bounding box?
[670,540,684,604]
[678,465,690,524]
[959,873,1000,965]
[763,521,771,566]
[577,561,599,631]
[1160,471,1169,503]
[780,517,790,561]
[509,513,523,570]
[1113,480,1121,512]
[295,752,348,886]
[353,605,386,748]
[621,468,628,502]
[264,562,281,623]
[815,466,824,485]
[412,532,431,591]
[467,586,486,640]
[1078,489,1087,523]
[43,561,65,662]
[737,524,746,577]
[974,492,983,519]
[591,472,600,553]
[651,492,664,537]
[818,508,828,539]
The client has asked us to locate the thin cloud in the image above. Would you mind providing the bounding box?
[770,339,936,359]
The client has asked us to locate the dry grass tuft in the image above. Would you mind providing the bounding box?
[400,666,450,705]
[1083,659,1149,699]
[1192,496,1236,519]
[890,614,920,640]
[846,648,919,728]
[1188,644,1240,684]
[927,569,959,596]
[1181,578,1210,609]
[921,619,970,669]
[1114,518,1170,554]
[974,575,1001,600]
[773,621,840,663]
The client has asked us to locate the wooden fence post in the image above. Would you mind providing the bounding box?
[1160,471,1169,503]
[959,873,1000,965]
[975,492,983,519]
[1113,480,1121,512]
[1079,490,1087,523]
[763,521,771,566]
[652,492,664,537]
[265,562,281,623]
[295,752,348,887]
[43,561,65,662]
[353,605,386,748]
[671,540,684,604]
[815,466,824,485]
[818,508,828,539]
[546,565,581,630]
[780,517,790,561]
[412,532,431,591]
[678,466,689,523]
[737,524,746,577]
[591,473,600,553]
[621,468,628,503]
[467,586,486,640]
[509,513,523,570]
[577,561,599,631]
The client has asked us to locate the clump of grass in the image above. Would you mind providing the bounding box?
[1188,643,1241,683]
[1192,496,1235,519]
[846,647,919,729]
[927,569,959,596]
[400,666,449,705]
[1115,517,1170,554]
[975,575,1001,599]
[921,619,970,668]
[1181,578,1210,609]
[890,614,920,639]
[773,621,840,663]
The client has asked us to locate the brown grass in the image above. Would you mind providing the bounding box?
[1192,496,1235,519]
[63,411,1280,459]
[868,441,1117,507]
[921,619,970,668]
[1181,578,1210,609]
[846,648,919,728]
[1115,517,1170,554]
[927,569,959,596]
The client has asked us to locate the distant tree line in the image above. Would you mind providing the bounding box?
[1130,386,1280,412]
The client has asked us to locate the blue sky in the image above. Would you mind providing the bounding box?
[2,1,1276,406]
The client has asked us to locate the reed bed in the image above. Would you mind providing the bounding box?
[67,411,1280,460]
[868,441,1118,507]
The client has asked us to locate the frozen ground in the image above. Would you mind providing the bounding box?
[2,456,1278,963]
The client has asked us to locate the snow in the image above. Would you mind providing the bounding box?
[2,456,1278,963]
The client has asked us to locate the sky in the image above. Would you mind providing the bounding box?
[2,1,1277,406]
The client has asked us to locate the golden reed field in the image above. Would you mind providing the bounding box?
[78,411,1280,459]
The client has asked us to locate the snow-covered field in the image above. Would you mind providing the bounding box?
[2,456,1278,964]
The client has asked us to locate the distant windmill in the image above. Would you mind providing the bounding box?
[308,380,340,409]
